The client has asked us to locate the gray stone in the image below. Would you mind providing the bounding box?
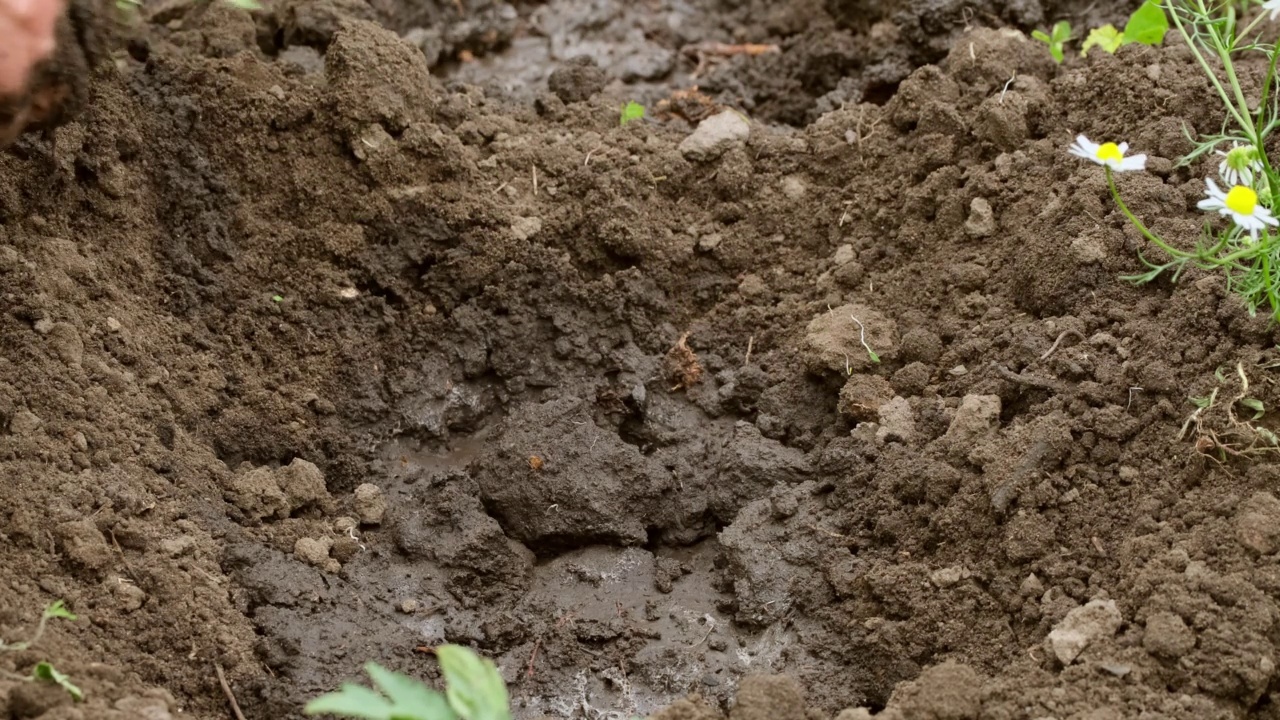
[964,197,996,238]
[1045,599,1123,664]
[679,110,750,162]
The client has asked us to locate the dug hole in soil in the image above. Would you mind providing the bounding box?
[4,0,1280,717]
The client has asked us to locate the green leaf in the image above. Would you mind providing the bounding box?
[1121,0,1168,46]
[1241,397,1266,419]
[1032,21,1072,63]
[224,0,262,9]
[32,662,82,702]
[1051,20,1072,43]
[304,666,455,720]
[1081,24,1124,56]
[438,646,510,720]
[620,101,645,126]
[365,664,456,719]
[304,683,398,719]
[42,601,76,621]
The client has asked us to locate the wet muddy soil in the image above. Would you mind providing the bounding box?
[8,0,1280,719]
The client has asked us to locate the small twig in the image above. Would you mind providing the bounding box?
[992,363,1070,394]
[744,335,754,365]
[805,523,852,540]
[1039,329,1084,360]
[215,662,247,720]
[532,165,539,196]
[525,637,542,681]
[109,530,142,584]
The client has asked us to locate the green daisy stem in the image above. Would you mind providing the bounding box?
[1262,242,1280,320]
[1169,1,1252,133]
[1105,167,1193,261]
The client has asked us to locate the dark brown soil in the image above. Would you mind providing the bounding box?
[10,0,1280,719]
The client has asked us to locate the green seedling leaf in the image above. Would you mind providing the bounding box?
[42,601,76,621]
[225,0,262,9]
[1081,24,1124,55]
[366,664,456,718]
[1121,0,1168,46]
[1190,395,1213,409]
[305,683,396,719]
[272,295,284,303]
[620,101,645,126]
[1241,397,1266,419]
[438,645,510,720]
[866,349,881,364]
[304,664,455,720]
[1032,20,1072,63]
[1258,426,1280,446]
[33,662,82,702]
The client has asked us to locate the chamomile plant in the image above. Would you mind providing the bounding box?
[1076,0,1280,322]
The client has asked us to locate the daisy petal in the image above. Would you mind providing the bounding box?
[1117,155,1147,172]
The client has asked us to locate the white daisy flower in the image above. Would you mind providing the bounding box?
[1068,134,1147,172]
[1198,178,1279,241]
[1265,0,1280,21]
[1216,142,1263,188]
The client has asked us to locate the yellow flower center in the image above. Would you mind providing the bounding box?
[1096,142,1123,163]
[1226,185,1259,216]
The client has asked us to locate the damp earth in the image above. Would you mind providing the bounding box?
[3,0,1280,719]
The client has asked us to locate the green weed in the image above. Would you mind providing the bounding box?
[305,645,511,720]
[0,600,82,702]
[1032,21,1073,62]
[1034,0,1168,61]
[620,101,646,126]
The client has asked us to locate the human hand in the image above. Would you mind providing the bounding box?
[0,0,64,95]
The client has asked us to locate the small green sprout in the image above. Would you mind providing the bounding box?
[849,315,880,364]
[305,645,510,720]
[1,600,77,653]
[272,295,284,303]
[33,662,82,702]
[620,101,646,126]
[1032,21,1072,63]
[1240,396,1266,420]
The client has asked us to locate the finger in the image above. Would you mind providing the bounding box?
[0,0,63,94]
